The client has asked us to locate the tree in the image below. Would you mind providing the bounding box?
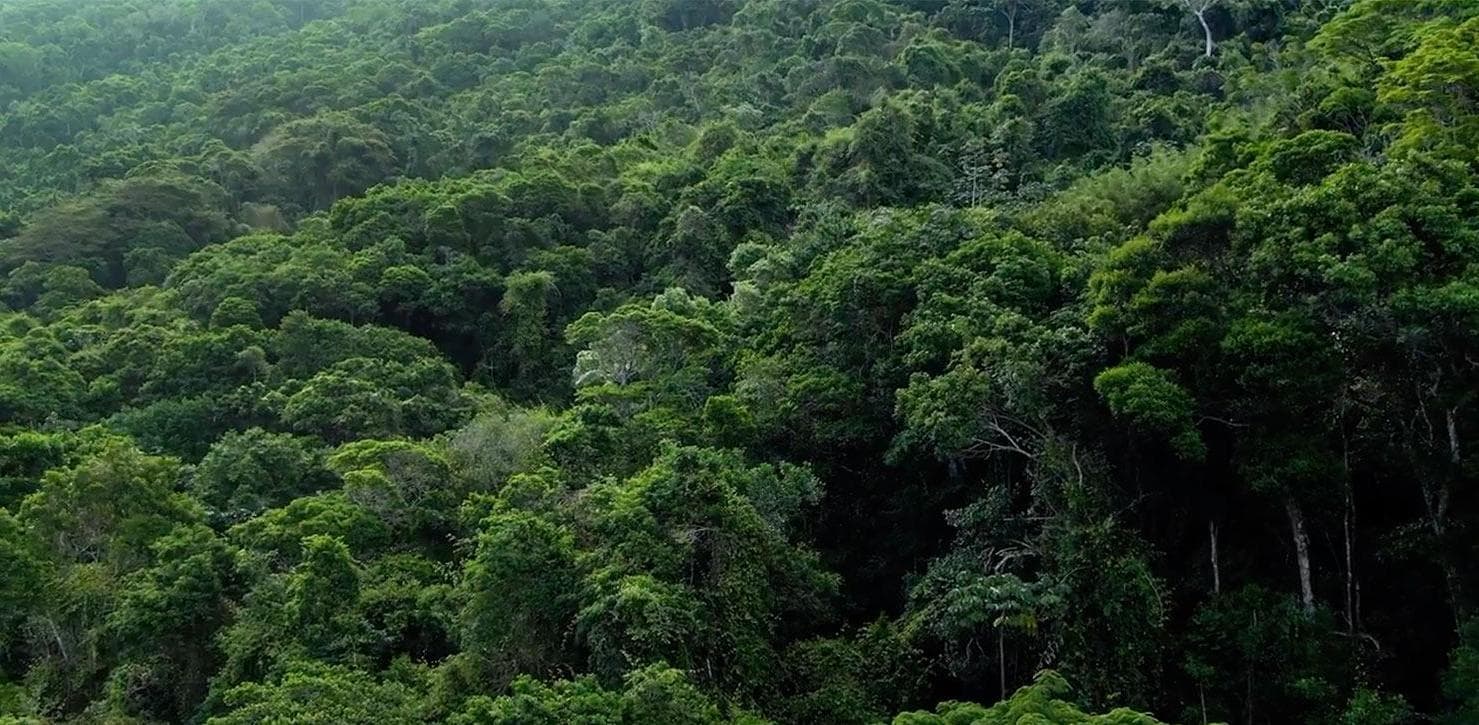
[443,405,556,490]
[817,101,952,206]
[0,509,47,660]
[1445,618,1479,724]
[0,172,233,288]
[208,661,424,724]
[647,0,738,32]
[191,429,334,524]
[1093,362,1204,460]
[984,0,1054,49]
[1183,586,1351,724]
[1377,16,1479,156]
[1155,0,1236,57]
[227,492,390,564]
[566,289,729,408]
[19,438,198,570]
[890,670,1166,724]
[0,327,87,424]
[277,356,472,443]
[781,622,925,724]
[329,439,458,536]
[104,525,242,721]
[252,113,398,213]
[458,510,580,682]
[572,445,836,703]
[906,572,1052,701]
[451,663,749,724]
[210,297,264,329]
[490,270,562,398]
[288,535,365,659]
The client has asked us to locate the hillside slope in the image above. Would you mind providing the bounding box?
[2,0,1477,723]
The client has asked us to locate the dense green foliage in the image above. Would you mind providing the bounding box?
[1,0,1477,722]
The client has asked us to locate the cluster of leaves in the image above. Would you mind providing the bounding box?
[2,0,1479,723]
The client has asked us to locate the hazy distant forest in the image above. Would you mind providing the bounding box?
[0,0,1476,722]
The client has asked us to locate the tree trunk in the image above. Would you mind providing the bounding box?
[1196,10,1214,57]
[1341,424,1357,633]
[1209,519,1221,595]
[1245,670,1254,725]
[45,617,69,662]
[1443,560,1467,628]
[1418,479,1465,627]
[998,628,1006,701]
[1286,497,1315,616]
[1448,406,1461,465]
[1417,405,1468,628]
[1343,482,1355,633]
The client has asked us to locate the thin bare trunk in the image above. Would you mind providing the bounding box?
[1442,556,1467,628]
[1196,10,1214,57]
[1418,476,1465,627]
[998,628,1006,701]
[1245,670,1254,725]
[1286,497,1315,616]
[1416,406,1468,627]
[1342,427,1356,633]
[1343,491,1355,632]
[43,617,68,662]
[1209,519,1221,595]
